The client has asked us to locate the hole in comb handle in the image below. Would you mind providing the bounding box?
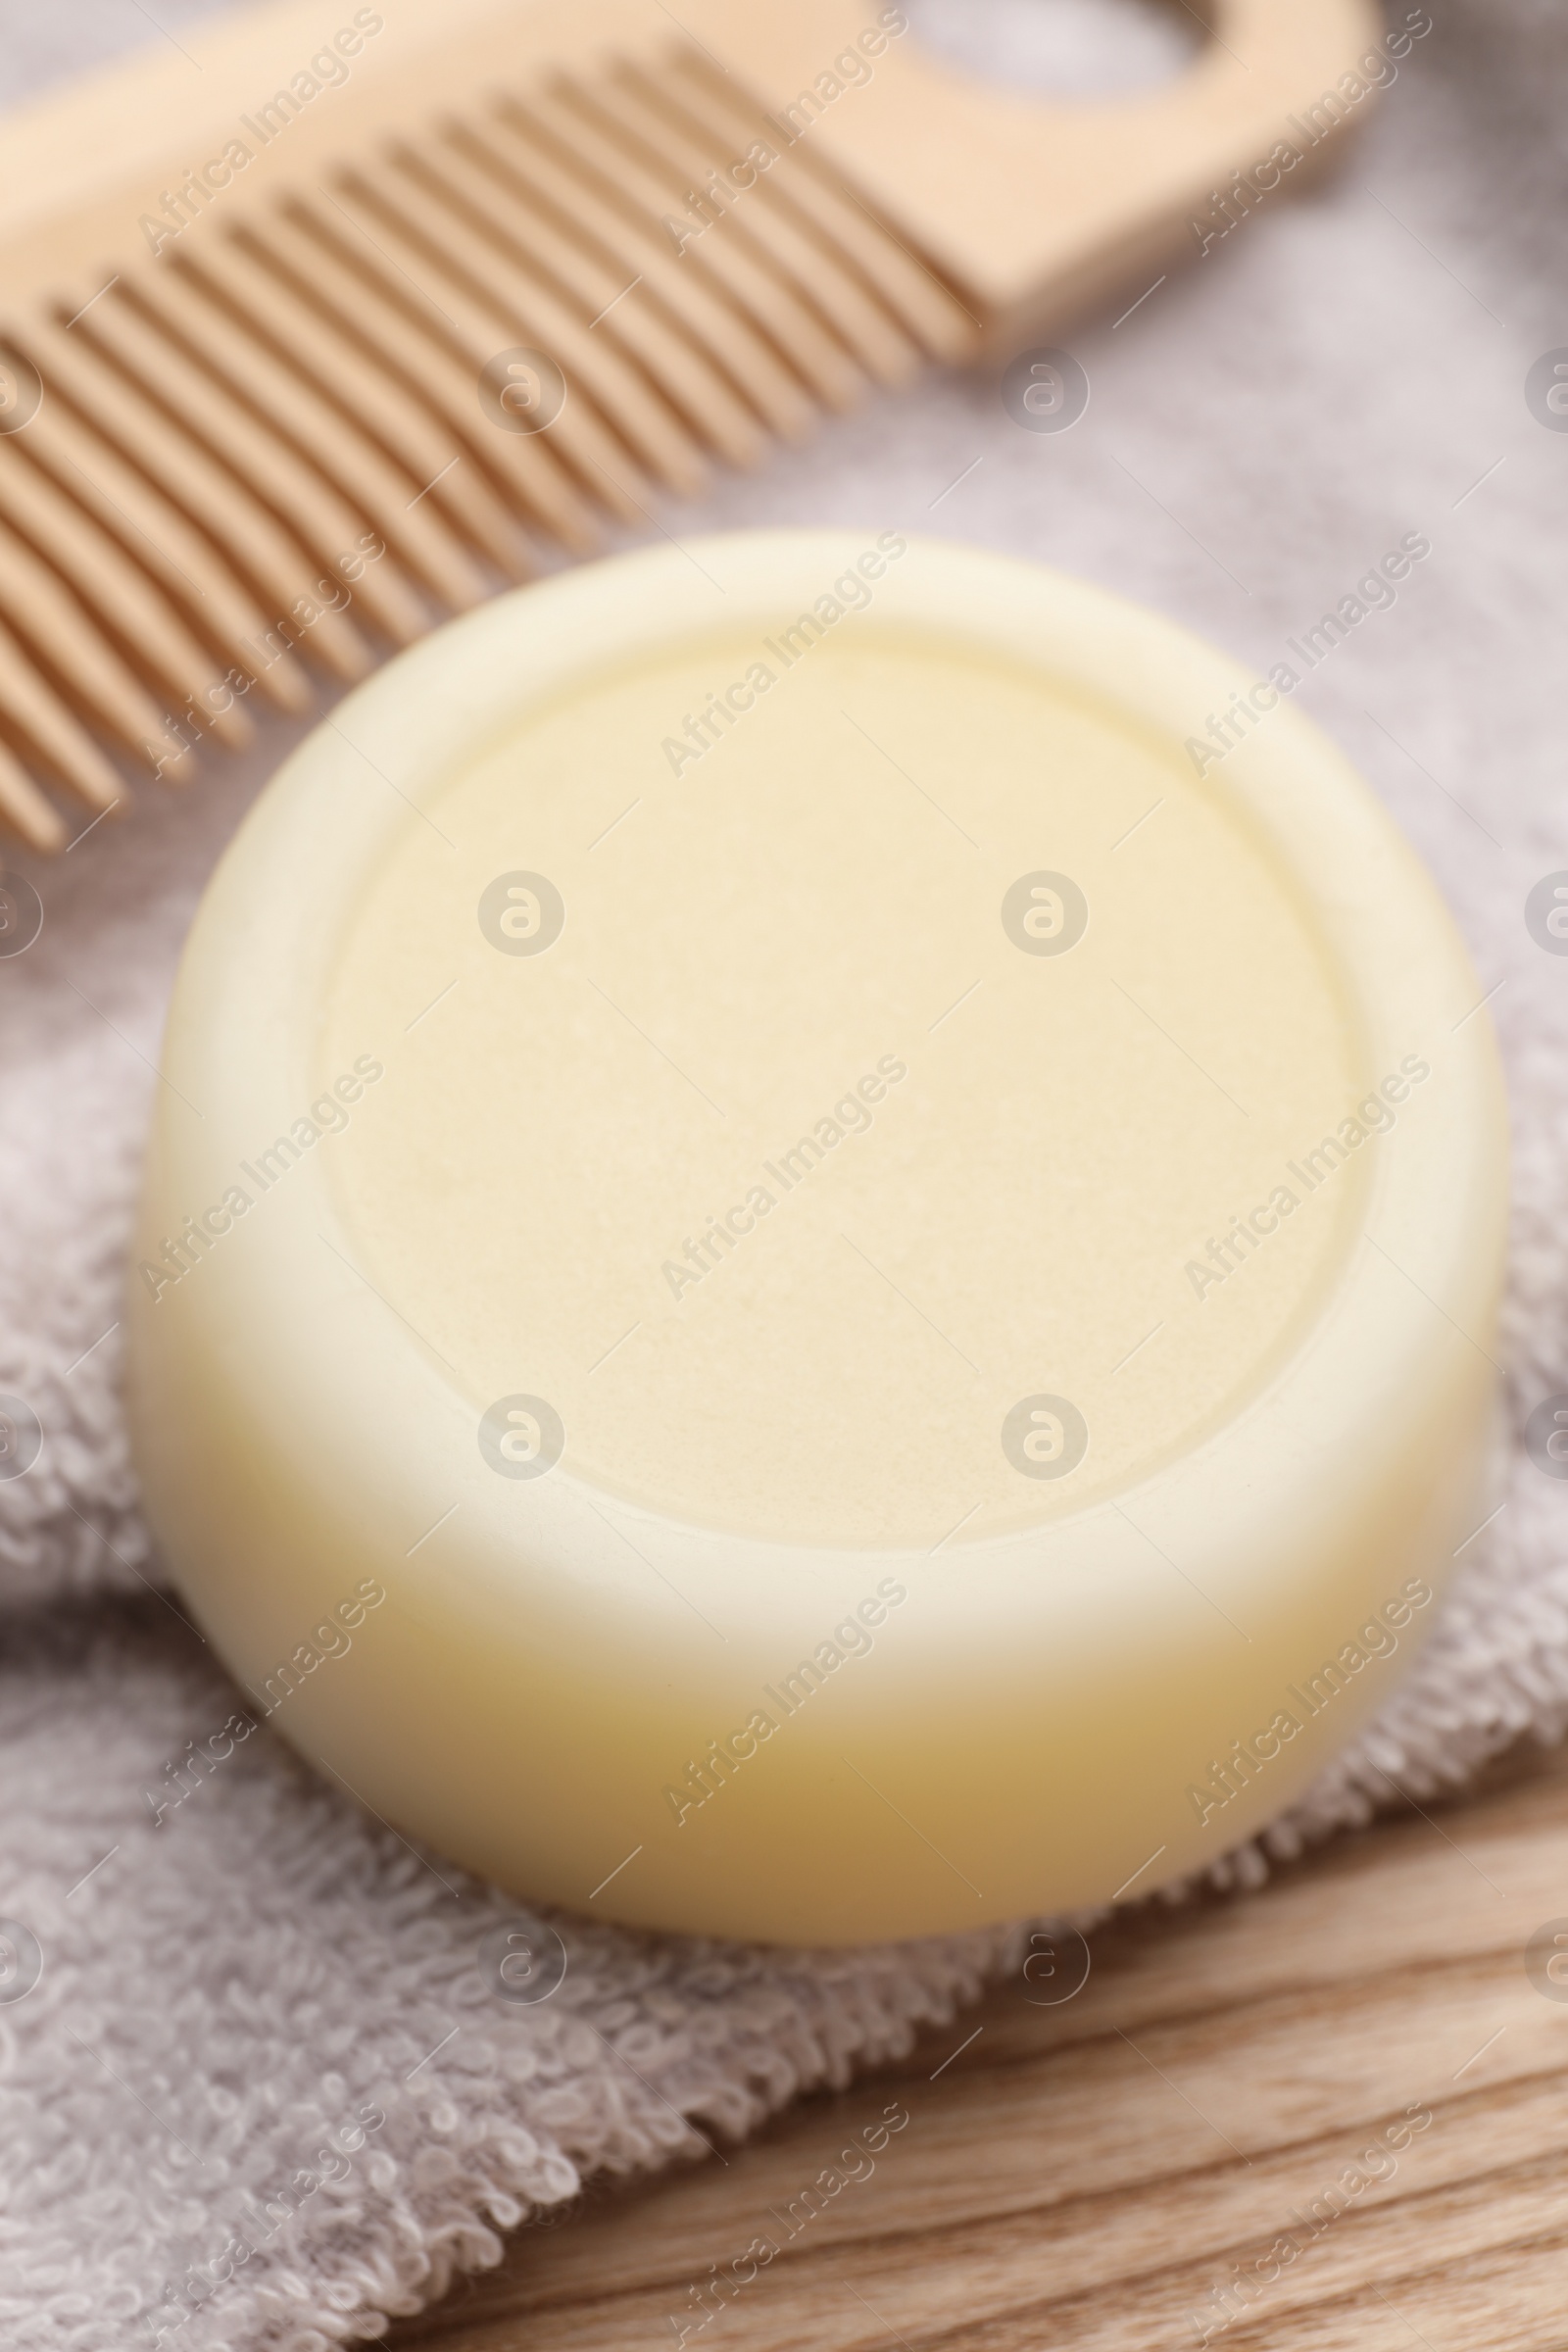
[905,0,1205,97]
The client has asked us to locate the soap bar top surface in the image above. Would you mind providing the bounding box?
[322,609,1357,1549]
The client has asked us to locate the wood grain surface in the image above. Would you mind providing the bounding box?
[386,1738,1568,2352]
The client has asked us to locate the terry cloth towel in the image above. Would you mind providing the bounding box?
[3,1,1568,2345]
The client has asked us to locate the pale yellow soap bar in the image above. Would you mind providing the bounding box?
[129,532,1507,1944]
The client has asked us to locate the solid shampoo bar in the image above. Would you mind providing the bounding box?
[129,532,1507,1944]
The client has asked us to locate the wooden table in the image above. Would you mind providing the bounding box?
[392,1740,1568,2352]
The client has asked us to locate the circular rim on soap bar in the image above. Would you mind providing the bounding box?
[128,533,1508,1946]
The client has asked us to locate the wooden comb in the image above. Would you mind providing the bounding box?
[0,0,1379,850]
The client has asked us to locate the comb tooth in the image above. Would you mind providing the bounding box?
[0,511,199,770]
[75,287,429,648]
[0,737,68,853]
[662,53,980,366]
[545,72,866,415]
[366,145,714,503]
[5,360,313,717]
[26,316,375,688]
[144,257,491,617]
[261,200,604,557]
[216,227,530,583]
[403,129,768,476]
[481,99,818,448]
[323,164,667,522]
[0,424,261,753]
[0,613,125,814]
[607,59,922,390]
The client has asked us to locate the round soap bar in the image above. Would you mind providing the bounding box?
[128,532,1507,1945]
